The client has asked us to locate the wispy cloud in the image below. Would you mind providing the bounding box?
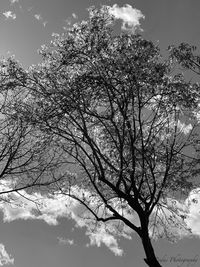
[63,12,78,30]
[34,14,42,21]
[9,0,19,4]
[108,4,145,33]
[27,7,33,12]
[58,237,75,246]
[3,11,16,20]
[34,14,47,27]
[72,13,77,19]
[0,244,14,266]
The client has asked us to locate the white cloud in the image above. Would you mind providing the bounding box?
[43,21,48,27]
[86,226,123,256]
[2,180,200,254]
[34,14,42,21]
[108,4,145,33]
[0,181,72,225]
[184,188,200,236]
[177,120,193,135]
[34,14,48,27]
[3,11,16,20]
[0,244,14,266]
[0,192,72,225]
[58,237,74,246]
[72,13,77,19]
[149,198,190,242]
[63,12,78,30]
[0,183,125,255]
[9,0,19,4]
[147,190,200,242]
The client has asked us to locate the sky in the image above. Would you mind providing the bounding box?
[0,0,200,267]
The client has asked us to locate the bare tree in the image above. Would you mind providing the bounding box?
[1,7,200,267]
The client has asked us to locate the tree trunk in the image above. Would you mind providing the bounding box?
[141,232,162,267]
[140,219,162,267]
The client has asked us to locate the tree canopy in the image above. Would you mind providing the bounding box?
[0,58,65,212]
[1,6,200,267]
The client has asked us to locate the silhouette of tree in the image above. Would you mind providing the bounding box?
[0,59,65,206]
[1,7,200,267]
[169,42,200,76]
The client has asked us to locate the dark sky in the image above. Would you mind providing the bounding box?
[0,1,200,267]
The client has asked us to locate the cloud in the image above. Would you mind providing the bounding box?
[148,189,200,242]
[149,198,190,242]
[3,11,16,20]
[177,120,193,135]
[86,226,123,256]
[58,237,75,246]
[34,14,42,21]
[2,180,200,255]
[42,21,48,27]
[27,7,33,12]
[9,0,19,4]
[0,181,72,225]
[184,188,200,236]
[63,13,78,30]
[34,14,47,27]
[0,183,126,255]
[108,4,145,33]
[0,244,14,266]
[72,13,77,19]
[0,192,72,225]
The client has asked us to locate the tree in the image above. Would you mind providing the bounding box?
[169,42,200,76]
[1,6,200,267]
[0,58,65,205]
